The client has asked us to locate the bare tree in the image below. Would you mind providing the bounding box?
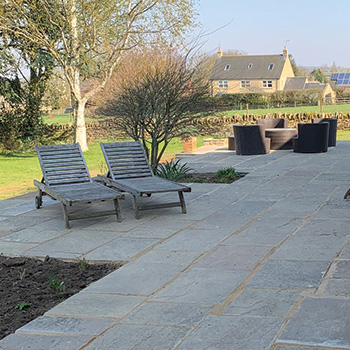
[101,52,209,170]
[0,0,197,150]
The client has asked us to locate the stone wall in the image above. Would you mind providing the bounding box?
[50,113,350,144]
[192,112,350,137]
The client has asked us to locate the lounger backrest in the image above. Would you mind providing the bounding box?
[101,141,154,180]
[36,143,91,186]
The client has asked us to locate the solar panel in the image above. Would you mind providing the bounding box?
[332,73,339,80]
[344,80,350,85]
[339,73,345,79]
[336,80,343,85]
[345,73,350,79]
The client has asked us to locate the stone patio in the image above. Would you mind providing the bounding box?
[1,142,350,349]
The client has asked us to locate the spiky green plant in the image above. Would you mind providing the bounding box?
[156,159,192,181]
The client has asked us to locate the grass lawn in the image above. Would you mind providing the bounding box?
[212,103,350,117]
[0,137,204,200]
[42,114,105,124]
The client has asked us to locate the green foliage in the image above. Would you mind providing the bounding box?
[157,159,193,181]
[214,167,237,183]
[0,108,71,151]
[311,69,328,84]
[206,89,326,111]
[49,276,66,293]
[15,301,31,311]
[78,258,88,272]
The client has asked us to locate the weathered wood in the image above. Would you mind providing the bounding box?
[34,143,124,228]
[99,141,191,218]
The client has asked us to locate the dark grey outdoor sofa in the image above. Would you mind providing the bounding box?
[292,123,329,153]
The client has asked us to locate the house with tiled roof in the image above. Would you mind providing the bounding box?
[210,46,294,95]
[283,77,336,103]
[209,46,335,102]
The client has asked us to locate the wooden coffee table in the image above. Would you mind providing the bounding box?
[265,128,298,150]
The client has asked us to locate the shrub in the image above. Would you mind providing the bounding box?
[157,159,192,181]
[214,167,237,183]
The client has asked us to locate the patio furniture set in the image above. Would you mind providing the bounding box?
[228,118,337,155]
[34,141,191,229]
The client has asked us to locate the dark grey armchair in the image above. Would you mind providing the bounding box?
[292,123,329,153]
[257,118,288,129]
[233,125,271,155]
[312,118,337,147]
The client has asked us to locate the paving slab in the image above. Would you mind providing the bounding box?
[0,241,38,256]
[23,229,121,259]
[154,228,231,252]
[340,242,350,258]
[45,293,145,318]
[0,333,92,350]
[152,268,248,304]
[248,259,330,289]
[193,244,272,271]
[270,229,345,261]
[135,249,201,266]
[0,228,66,243]
[84,237,159,261]
[224,288,300,318]
[84,261,185,295]
[122,302,212,326]
[84,324,191,350]
[321,279,350,298]
[222,217,303,246]
[331,260,350,279]
[177,316,283,350]
[17,316,115,335]
[277,297,350,348]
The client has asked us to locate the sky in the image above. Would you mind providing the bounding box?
[194,0,349,68]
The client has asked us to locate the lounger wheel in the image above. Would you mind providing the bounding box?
[35,196,42,209]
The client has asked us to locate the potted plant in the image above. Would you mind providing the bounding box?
[181,126,198,153]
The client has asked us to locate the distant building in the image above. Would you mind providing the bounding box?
[210,46,335,102]
[210,46,294,95]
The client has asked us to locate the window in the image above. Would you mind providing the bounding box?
[241,80,250,88]
[248,63,253,69]
[263,80,273,88]
[268,64,274,71]
[224,64,231,71]
[218,80,228,88]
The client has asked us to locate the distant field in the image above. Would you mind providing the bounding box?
[212,104,350,117]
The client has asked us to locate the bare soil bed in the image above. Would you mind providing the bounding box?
[0,255,122,340]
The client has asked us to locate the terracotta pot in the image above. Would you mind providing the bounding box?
[182,136,197,153]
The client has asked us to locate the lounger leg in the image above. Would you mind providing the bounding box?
[344,188,350,199]
[113,199,122,222]
[61,203,70,229]
[133,195,140,219]
[35,189,43,209]
[178,191,187,214]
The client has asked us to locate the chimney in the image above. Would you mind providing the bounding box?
[217,48,223,58]
[283,45,288,58]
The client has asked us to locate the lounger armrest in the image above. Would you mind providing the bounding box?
[33,179,71,205]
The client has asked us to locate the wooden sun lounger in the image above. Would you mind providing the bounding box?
[34,143,124,228]
[98,141,191,219]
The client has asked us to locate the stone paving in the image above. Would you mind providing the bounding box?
[1,142,350,349]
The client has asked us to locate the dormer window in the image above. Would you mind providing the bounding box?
[224,64,231,71]
[268,64,274,70]
[248,63,253,69]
